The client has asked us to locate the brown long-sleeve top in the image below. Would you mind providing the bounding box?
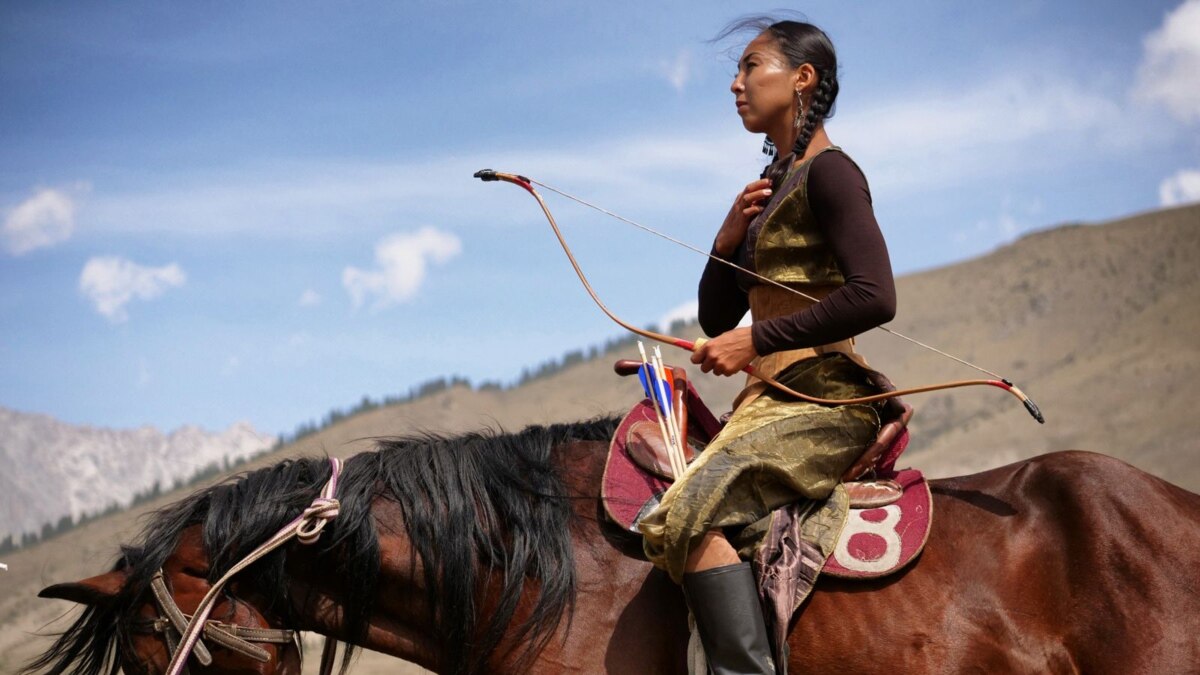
[698,150,896,355]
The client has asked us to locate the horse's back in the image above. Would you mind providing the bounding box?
[791,451,1200,674]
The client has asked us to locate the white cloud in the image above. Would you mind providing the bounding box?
[82,134,756,242]
[658,299,698,330]
[69,70,1155,247]
[951,193,1040,256]
[343,227,461,309]
[1159,168,1200,206]
[836,74,1125,195]
[1136,0,1200,123]
[298,289,322,306]
[659,49,693,93]
[79,256,186,323]
[953,214,1028,262]
[2,187,79,255]
[137,358,152,388]
[658,298,751,331]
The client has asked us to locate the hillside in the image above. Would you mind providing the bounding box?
[858,203,1200,483]
[2,203,1197,674]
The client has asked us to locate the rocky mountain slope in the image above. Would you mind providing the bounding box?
[0,408,276,543]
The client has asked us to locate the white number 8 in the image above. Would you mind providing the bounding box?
[834,505,902,574]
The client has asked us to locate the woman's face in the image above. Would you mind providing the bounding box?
[731,33,801,136]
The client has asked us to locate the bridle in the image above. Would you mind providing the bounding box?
[137,457,344,675]
[133,570,298,669]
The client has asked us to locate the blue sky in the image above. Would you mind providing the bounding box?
[2,1,1198,435]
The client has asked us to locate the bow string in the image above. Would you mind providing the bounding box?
[474,169,1044,423]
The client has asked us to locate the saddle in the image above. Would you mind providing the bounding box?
[601,358,930,580]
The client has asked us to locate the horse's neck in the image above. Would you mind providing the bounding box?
[286,439,688,674]
[538,510,689,674]
[509,440,690,674]
[282,496,440,670]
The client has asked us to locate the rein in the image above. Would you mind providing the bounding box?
[156,457,344,675]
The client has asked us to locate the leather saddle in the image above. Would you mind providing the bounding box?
[608,359,913,510]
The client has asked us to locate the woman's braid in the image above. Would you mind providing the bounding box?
[791,72,834,160]
[762,70,836,191]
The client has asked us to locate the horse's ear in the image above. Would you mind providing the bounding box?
[39,570,128,605]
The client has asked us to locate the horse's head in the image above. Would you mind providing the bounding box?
[32,527,302,675]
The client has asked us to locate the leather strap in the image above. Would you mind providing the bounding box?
[150,572,213,666]
[159,457,343,675]
[146,571,294,663]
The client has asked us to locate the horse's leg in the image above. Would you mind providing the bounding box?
[787,452,1200,674]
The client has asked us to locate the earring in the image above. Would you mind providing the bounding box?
[762,137,777,158]
[794,90,805,130]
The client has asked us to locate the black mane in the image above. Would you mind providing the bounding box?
[25,416,620,675]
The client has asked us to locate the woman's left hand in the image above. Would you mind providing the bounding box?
[691,327,758,376]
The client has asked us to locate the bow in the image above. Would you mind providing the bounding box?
[474,169,1044,423]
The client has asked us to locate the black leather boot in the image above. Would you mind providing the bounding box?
[682,562,777,675]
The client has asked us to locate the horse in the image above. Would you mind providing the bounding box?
[24,416,1200,675]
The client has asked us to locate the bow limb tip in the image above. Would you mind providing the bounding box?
[1024,398,1045,424]
[474,169,534,192]
[1002,379,1045,424]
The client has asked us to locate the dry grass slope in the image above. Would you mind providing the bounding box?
[858,204,1200,484]
[2,203,1197,674]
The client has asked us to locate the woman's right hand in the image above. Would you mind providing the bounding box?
[713,178,773,257]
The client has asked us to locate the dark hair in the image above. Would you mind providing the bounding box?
[718,16,840,190]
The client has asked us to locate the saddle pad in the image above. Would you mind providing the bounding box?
[602,387,723,532]
[822,468,931,579]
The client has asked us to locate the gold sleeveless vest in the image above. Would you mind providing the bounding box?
[736,147,870,410]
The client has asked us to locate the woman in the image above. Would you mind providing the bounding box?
[638,17,897,674]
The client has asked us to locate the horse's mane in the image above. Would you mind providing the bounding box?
[25,416,620,675]
[369,417,619,674]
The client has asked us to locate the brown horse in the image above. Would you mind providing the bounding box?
[25,417,1200,674]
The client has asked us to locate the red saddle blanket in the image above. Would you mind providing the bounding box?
[823,468,931,578]
[602,392,931,582]
[601,391,722,532]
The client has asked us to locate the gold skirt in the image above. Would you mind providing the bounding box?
[638,353,882,582]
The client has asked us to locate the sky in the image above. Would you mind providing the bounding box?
[2,1,1198,436]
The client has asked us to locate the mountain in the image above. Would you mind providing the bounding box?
[0,203,1197,674]
[0,408,276,543]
